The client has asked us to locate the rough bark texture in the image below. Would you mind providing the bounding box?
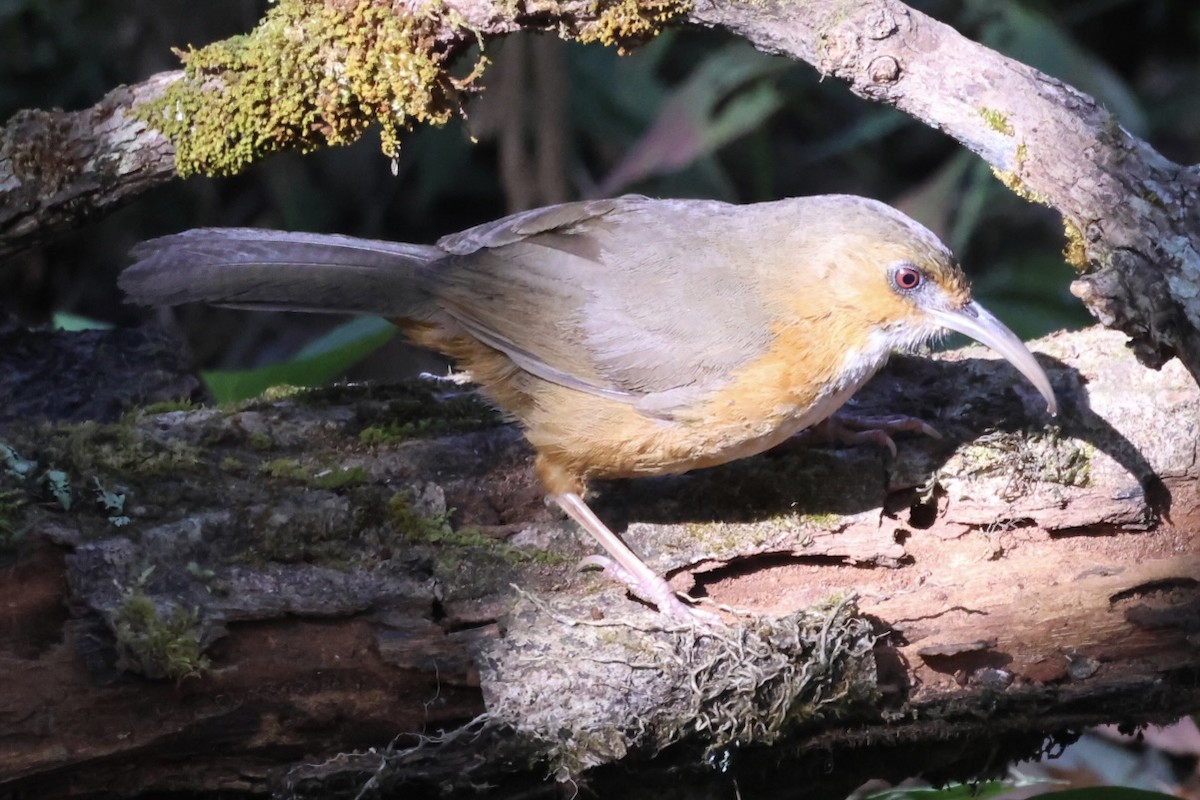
[2,2,1199,386]
[1,325,1197,798]
[3,2,1200,793]
[0,316,202,426]
[0,72,181,259]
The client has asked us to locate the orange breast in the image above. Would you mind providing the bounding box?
[399,311,880,495]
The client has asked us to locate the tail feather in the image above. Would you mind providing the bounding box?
[121,228,442,317]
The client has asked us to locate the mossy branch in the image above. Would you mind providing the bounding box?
[3,0,1199,387]
[134,0,689,176]
[3,324,1199,797]
[141,0,472,175]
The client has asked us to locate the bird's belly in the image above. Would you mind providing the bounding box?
[437,318,888,484]
[526,377,866,481]
[678,378,863,471]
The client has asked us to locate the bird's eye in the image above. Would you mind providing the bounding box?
[892,265,924,293]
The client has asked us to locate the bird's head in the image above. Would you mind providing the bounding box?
[790,196,1057,414]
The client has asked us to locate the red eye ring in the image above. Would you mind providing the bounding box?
[893,265,923,292]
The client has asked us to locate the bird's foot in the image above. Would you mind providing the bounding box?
[579,555,721,625]
[418,369,474,386]
[801,412,941,457]
[553,491,723,624]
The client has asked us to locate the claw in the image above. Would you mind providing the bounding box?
[578,554,721,624]
[556,491,720,623]
[801,412,941,457]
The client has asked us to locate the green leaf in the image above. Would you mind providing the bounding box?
[865,781,1015,800]
[799,107,910,164]
[43,470,73,511]
[1,442,38,479]
[598,42,788,193]
[52,312,113,331]
[1036,789,1182,800]
[201,316,397,403]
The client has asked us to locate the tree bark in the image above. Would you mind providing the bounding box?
[1,325,1197,798]
[0,72,181,260]
[2,2,1198,386]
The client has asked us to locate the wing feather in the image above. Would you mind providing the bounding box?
[425,195,778,416]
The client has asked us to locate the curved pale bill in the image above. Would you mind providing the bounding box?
[927,301,1057,415]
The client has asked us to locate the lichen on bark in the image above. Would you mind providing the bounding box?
[138,0,483,176]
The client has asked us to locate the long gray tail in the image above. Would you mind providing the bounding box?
[121,228,443,317]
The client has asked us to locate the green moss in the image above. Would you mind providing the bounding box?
[1040,431,1093,488]
[110,587,210,680]
[577,0,690,51]
[260,457,306,481]
[137,399,197,416]
[220,456,246,474]
[312,465,370,489]
[978,107,1014,136]
[246,431,275,451]
[800,512,840,530]
[259,384,307,402]
[991,167,1049,205]
[357,423,396,446]
[1062,217,1088,270]
[388,490,457,542]
[386,491,564,565]
[259,457,368,489]
[137,0,482,176]
[521,596,878,776]
[948,428,1093,503]
[54,421,203,479]
[131,0,691,176]
[358,390,501,446]
[253,508,352,567]
[359,416,479,444]
[520,546,573,567]
[991,143,1050,206]
[360,422,412,446]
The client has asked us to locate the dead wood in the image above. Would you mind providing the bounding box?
[3,2,1199,385]
[1,324,1197,798]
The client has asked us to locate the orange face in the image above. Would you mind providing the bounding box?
[812,200,967,324]
[754,195,1053,416]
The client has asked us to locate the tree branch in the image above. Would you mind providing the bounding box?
[3,2,1198,387]
[684,0,1200,385]
[0,72,181,259]
[2,326,1197,797]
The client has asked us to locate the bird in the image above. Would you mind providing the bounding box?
[121,194,1057,621]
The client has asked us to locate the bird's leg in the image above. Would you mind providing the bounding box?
[800,413,941,458]
[553,492,718,624]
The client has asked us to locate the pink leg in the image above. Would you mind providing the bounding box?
[554,493,719,624]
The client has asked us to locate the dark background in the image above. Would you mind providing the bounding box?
[2,0,1197,378]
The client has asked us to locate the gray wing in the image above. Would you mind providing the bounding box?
[426,195,777,417]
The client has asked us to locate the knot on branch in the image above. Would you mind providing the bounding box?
[868,55,901,84]
[863,5,901,40]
